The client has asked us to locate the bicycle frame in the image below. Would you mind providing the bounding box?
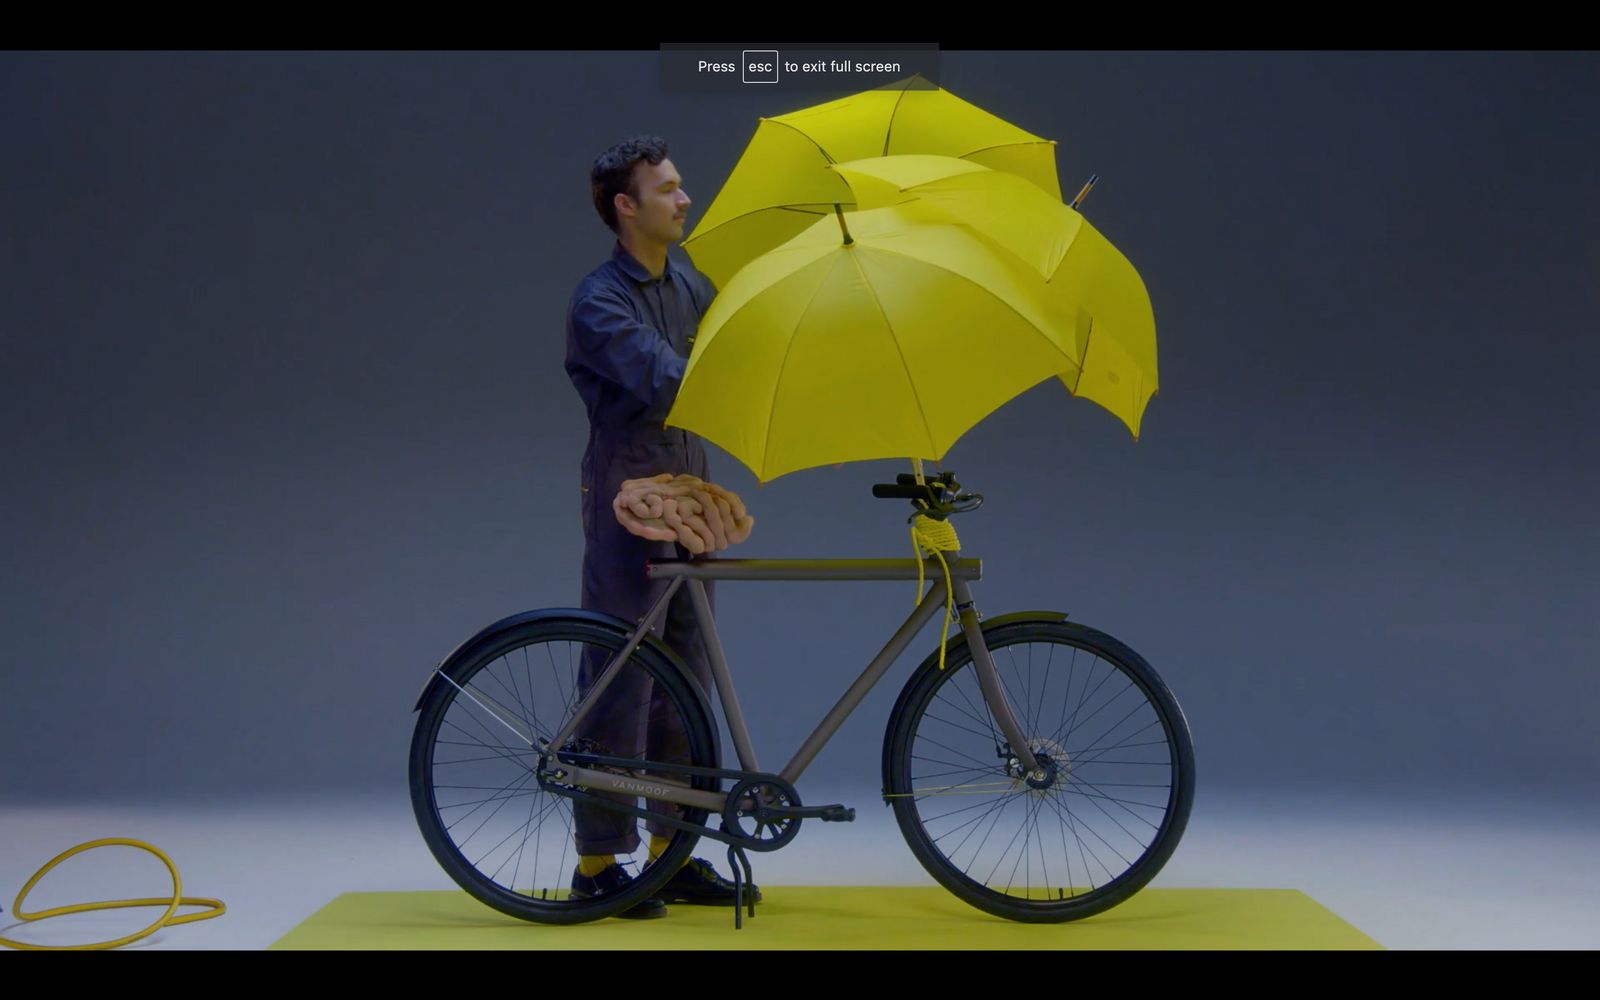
[544,556,1043,813]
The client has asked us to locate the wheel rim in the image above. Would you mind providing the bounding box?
[897,631,1188,908]
[414,630,705,911]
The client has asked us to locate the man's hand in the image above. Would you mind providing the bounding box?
[689,488,729,550]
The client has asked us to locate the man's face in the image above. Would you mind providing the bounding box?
[620,158,691,244]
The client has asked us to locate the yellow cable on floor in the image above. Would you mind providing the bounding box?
[0,838,225,951]
[911,512,960,670]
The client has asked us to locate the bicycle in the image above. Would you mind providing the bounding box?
[409,469,1195,928]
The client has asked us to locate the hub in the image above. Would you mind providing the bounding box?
[1002,738,1070,792]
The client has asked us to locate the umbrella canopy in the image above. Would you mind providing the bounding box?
[665,200,1084,484]
[829,154,1159,439]
[682,74,1062,292]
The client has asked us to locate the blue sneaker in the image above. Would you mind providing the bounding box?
[657,857,762,906]
[569,864,667,919]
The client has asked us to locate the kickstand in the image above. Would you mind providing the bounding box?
[725,839,755,930]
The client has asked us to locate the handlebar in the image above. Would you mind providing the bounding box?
[871,470,984,521]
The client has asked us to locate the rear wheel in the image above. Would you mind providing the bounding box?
[410,617,717,923]
[885,620,1194,922]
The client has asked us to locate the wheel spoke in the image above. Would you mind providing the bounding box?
[919,787,1026,825]
[944,670,1002,747]
[1069,720,1165,762]
[914,734,1007,774]
[932,685,1001,740]
[972,793,1022,885]
[1038,788,1136,873]
[920,710,1006,743]
[1052,683,1149,755]
[460,771,538,857]
[441,712,526,767]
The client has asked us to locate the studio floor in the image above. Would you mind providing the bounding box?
[2,786,1595,950]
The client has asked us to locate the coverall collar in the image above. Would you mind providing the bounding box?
[612,239,678,285]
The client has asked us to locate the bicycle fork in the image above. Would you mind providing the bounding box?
[950,577,1042,777]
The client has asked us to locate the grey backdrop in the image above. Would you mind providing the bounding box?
[3,51,1595,810]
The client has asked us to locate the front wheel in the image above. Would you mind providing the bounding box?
[884,620,1195,922]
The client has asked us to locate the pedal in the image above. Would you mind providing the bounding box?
[819,805,855,822]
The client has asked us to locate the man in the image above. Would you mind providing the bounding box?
[563,135,758,918]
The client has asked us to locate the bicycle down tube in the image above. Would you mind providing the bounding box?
[546,556,1043,811]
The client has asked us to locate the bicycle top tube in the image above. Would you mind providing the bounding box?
[645,557,982,583]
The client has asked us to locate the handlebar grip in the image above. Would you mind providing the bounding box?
[897,472,953,489]
[872,483,936,501]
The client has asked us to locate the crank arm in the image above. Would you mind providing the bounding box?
[762,803,855,823]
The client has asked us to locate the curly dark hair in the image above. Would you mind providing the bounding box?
[591,135,670,235]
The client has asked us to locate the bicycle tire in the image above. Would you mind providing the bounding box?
[884,619,1195,923]
[410,615,718,924]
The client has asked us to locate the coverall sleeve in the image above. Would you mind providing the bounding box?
[567,285,688,422]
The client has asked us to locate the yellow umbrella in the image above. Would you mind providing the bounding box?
[831,154,1083,277]
[665,199,1084,485]
[829,154,1159,440]
[682,74,1062,292]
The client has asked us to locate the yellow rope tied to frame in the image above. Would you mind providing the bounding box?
[912,512,961,670]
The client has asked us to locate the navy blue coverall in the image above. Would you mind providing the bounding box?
[564,240,720,856]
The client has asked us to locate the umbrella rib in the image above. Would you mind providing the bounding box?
[863,239,1085,382]
[685,204,849,250]
[957,143,1063,198]
[884,78,915,156]
[1067,315,1091,394]
[1076,316,1146,441]
[961,139,1058,157]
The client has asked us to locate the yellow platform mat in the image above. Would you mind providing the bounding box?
[268,887,1381,950]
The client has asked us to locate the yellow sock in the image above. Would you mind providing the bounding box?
[648,835,672,862]
[578,854,614,876]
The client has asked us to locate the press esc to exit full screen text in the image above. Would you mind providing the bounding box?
[696,60,904,73]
